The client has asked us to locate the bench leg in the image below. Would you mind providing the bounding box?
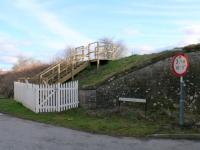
[118,101,121,111]
[145,102,147,118]
[118,101,121,107]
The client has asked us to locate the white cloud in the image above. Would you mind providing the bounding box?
[0,56,18,64]
[0,68,9,72]
[15,0,92,46]
[0,36,19,55]
[128,45,156,55]
[34,35,68,50]
[178,23,200,46]
[136,45,155,54]
[0,33,32,66]
[112,9,196,17]
[112,0,200,17]
[183,24,200,35]
[178,36,200,46]
[123,28,140,37]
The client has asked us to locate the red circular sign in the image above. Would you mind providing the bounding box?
[172,53,189,77]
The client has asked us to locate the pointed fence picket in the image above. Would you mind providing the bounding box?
[14,81,79,113]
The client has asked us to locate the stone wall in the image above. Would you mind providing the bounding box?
[95,52,200,113]
[79,90,96,109]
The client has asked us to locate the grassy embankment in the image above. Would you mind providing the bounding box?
[0,99,199,137]
[76,54,154,88]
[75,50,182,88]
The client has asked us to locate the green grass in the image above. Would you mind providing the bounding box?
[0,99,159,137]
[76,54,155,87]
[0,99,199,137]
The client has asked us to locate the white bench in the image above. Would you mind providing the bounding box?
[118,97,147,116]
[119,97,146,103]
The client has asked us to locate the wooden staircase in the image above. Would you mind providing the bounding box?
[19,41,117,84]
[39,61,89,84]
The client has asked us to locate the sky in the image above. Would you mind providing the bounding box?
[0,0,200,71]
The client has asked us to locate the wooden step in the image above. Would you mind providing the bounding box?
[59,62,89,83]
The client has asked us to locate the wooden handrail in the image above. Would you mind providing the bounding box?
[20,41,116,84]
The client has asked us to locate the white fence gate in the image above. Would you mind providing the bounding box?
[14,81,79,113]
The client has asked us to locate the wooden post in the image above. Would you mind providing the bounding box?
[87,44,91,67]
[57,83,61,112]
[58,64,60,81]
[94,47,97,60]
[96,42,100,70]
[112,45,117,60]
[39,75,43,84]
[71,55,74,80]
[82,46,84,62]
[88,44,91,61]
[66,58,69,74]
[75,48,78,67]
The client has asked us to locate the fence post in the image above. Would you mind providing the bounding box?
[74,81,79,107]
[57,83,61,112]
[58,64,61,81]
[76,81,79,107]
[35,85,39,113]
[14,82,16,100]
[96,42,100,70]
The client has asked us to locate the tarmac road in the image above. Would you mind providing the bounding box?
[0,113,199,150]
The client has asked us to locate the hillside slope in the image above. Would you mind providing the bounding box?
[76,54,155,87]
[77,44,200,89]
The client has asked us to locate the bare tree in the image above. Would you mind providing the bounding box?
[63,46,76,61]
[52,46,76,63]
[0,69,6,75]
[12,55,41,71]
[99,37,128,58]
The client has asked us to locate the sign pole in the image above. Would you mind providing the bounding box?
[179,76,184,127]
[172,53,189,127]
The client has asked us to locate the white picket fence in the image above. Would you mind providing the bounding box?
[14,81,79,113]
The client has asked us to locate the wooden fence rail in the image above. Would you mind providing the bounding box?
[14,81,79,113]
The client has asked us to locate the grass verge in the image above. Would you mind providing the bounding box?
[0,99,199,137]
[0,99,159,137]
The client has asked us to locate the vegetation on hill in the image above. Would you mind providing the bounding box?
[75,51,175,88]
[76,44,200,88]
[76,54,154,88]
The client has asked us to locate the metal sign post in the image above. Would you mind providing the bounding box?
[179,76,184,126]
[172,53,189,127]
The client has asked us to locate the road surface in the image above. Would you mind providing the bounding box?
[0,113,199,150]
